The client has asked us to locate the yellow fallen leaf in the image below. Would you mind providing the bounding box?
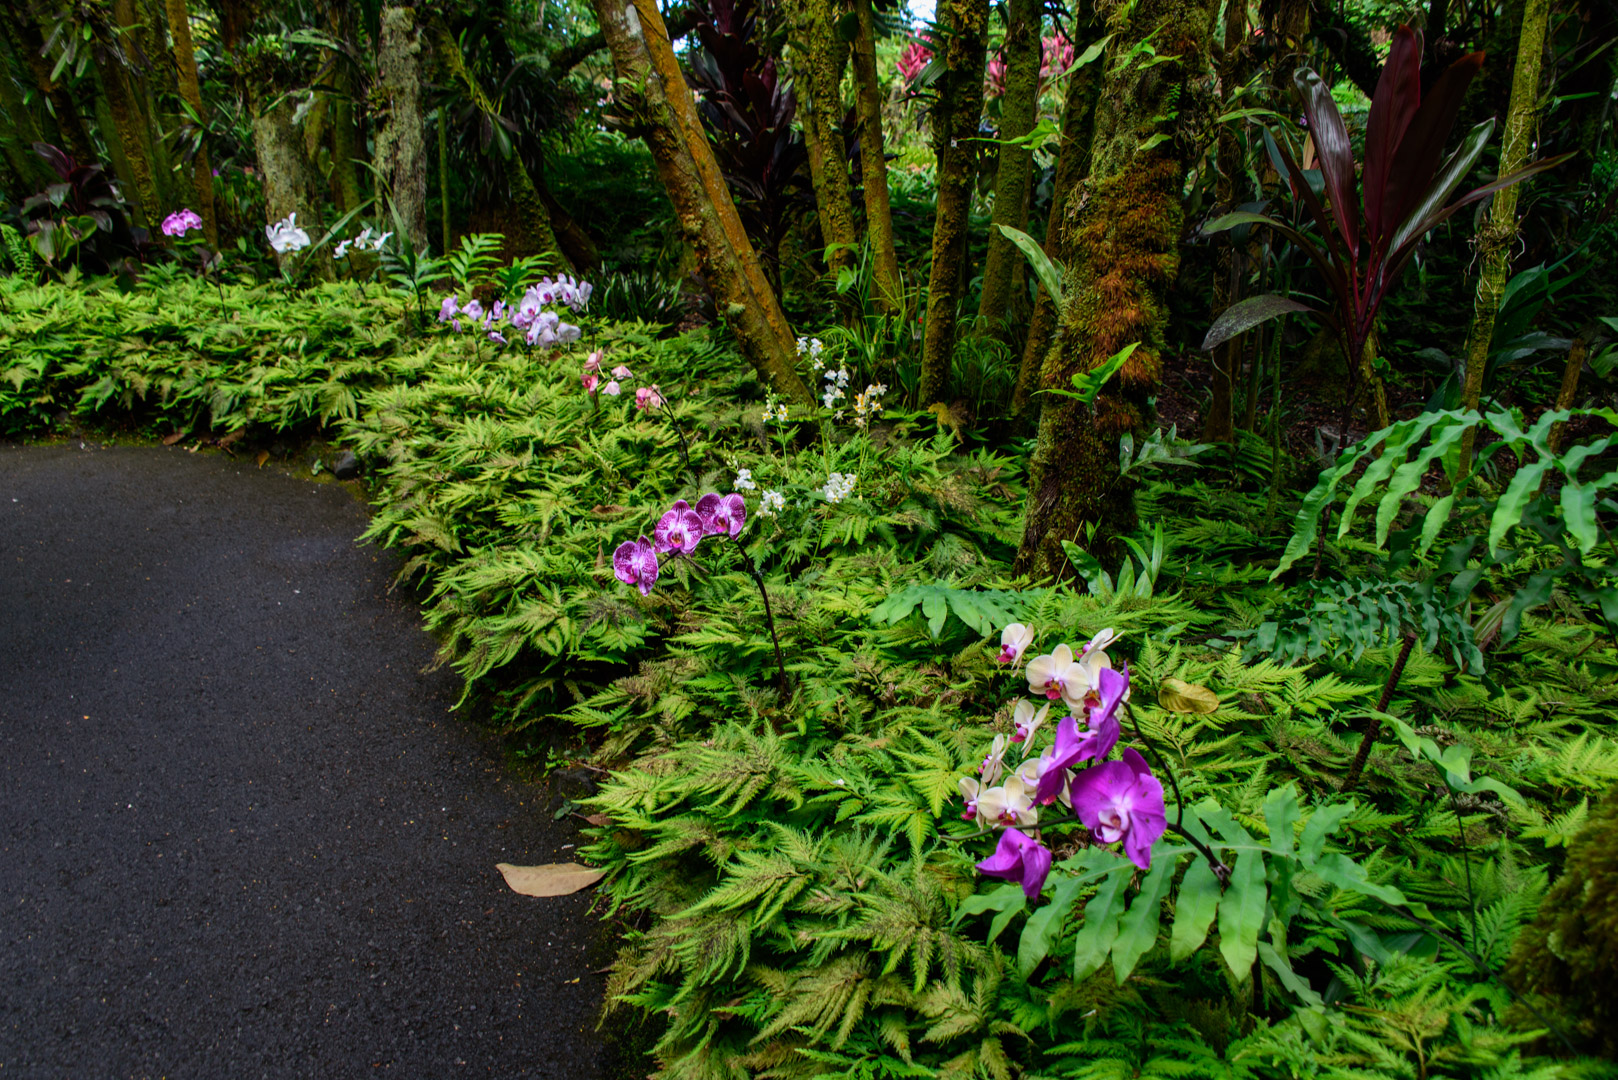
[496,862,604,897]
[1159,678,1220,714]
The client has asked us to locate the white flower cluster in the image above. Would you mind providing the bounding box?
[759,490,786,517]
[265,213,311,254]
[733,468,756,491]
[853,382,889,431]
[333,226,392,259]
[796,336,825,371]
[821,365,851,410]
[821,472,857,504]
[763,392,790,426]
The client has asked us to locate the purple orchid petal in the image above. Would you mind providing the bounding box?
[694,493,725,536]
[653,501,704,555]
[719,494,746,536]
[613,536,660,596]
[1034,716,1084,805]
[975,827,1052,901]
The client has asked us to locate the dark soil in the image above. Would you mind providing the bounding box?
[0,443,608,1079]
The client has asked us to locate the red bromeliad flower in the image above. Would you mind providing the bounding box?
[1202,25,1572,389]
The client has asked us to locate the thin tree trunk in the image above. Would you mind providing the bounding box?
[433,25,570,270]
[94,62,161,232]
[790,0,857,275]
[919,0,990,406]
[1548,328,1593,454]
[164,0,217,242]
[1455,0,1550,487]
[1203,0,1249,443]
[437,107,451,252]
[1015,0,1218,577]
[1011,37,1100,419]
[591,0,811,403]
[976,0,1041,333]
[374,6,429,250]
[850,0,900,310]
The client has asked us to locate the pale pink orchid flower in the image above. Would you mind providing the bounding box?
[1026,644,1088,710]
[996,623,1034,665]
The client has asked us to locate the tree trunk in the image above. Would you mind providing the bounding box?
[1011,32,1101,419]
[976,0,1041,333]
[433,26,570,270]
[850,0,900,310]
[1548,328,1594,454]
[592,0,812,404]
[918,0,990,406]
[164,0,217,242]
[250,86,332,278]
[790,0,857,275]
[374,6,429,250]
[6,17,96,165]
[1455,0,1550,485]
[1203,0,1249,443]
[93,62,162,232]
[0,31,52,191]
[1014,0,1217,578]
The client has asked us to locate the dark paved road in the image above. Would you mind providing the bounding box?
[0,444,606,1079]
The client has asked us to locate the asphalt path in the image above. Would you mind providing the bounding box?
[0,444,607,1079]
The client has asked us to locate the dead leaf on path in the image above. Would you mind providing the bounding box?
[582,813,612,827]
[496,862,603,897]
[1159,678,1221,714]
[256,451,270,468]
[162,431,188,445]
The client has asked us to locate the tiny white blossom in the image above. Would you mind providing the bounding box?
[733,468,757,491]
[821,472,857,504]
[759,490,786,516]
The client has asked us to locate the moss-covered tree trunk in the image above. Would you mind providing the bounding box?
[789,0,858,275]
[1011,36,1100,419]
[5,17,96,166]
[374,7,429,250]
[248,79,332,279]
[918,0,990,405]
[976,0,1041,332]
[1455,0,1550,481]
[164,0,217,242]
[433,25,570,271]
[850,0,901,309]
[592,0,812,404]
[1202,0,1249,443]
[1014,0,1217,578]
[0,30,52,191]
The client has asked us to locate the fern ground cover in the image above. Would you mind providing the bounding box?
[4,275,1617,1080]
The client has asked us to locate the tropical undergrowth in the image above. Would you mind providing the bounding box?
[4,274,1618,1079]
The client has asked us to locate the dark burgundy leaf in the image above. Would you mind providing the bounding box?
[1382,51,1484,249]
[1363,25,1422,248]
[31,142,73,180]
[1293,68,1359,263]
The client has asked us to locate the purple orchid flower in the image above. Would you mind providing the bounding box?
[488,330,507,344]
[437,296,460,322]
[975,827,1052,901]
[161,209,203,237]
[1032,667,1127,805]
[653,500,704,555]
[1069,748,1168,870]
[463,299,484,324]
[694,493,746,538]
[613,535,659,596]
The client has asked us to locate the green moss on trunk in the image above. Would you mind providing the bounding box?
[850,0,901,311]
[918,0,989,406]
[789,0,857,274]
[976,0,1042,332]
[375,7,429,250]
[1015,0,1217,577]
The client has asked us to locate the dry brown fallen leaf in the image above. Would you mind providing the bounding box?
[256,450,270,468]
[582,813,612,827]
[1159,678,1221,714]
[162,431,188,446]
[496,862,604,897]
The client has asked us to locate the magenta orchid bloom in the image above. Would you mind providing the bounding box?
[582,372,600,393]
[695,493,746,537]
[161,209,203,237]
[603,380,621,396]
[653,500,704,555]
[611,365,633,379]
[584,350,603,373]
[462,299,484,324]
[635,386,665,411]
[1069,748,1168,870]
[975,827,1052,901]
[612,536,660,596]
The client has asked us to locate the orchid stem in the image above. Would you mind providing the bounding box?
[660,398,694,476]
[731,533,789,697]
[1125,701,1229,879]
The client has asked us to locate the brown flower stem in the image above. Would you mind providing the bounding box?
[1342,632,1416,792]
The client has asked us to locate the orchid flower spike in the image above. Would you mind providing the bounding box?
[1026,644,1088,710]
[694,493,747,538]
[653,500,704,555]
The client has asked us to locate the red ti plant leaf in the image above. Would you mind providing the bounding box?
[1379,49,1485,261]
[1362,25,1422,252]
[1293,68,1359,276]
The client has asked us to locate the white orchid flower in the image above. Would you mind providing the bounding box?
[333,239,353,259]
[265,213,311,254]
[370,230,392,250]
[976,775,1038,829]
[1027,643,1087,710]
[958,776,981,821]
[996,623,1034,665]
[1010,699,1049,746]
[979,733,1009,786]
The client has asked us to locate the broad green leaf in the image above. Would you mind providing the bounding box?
[1338,414,1449,539]
[1071,865,1131,982]
[1214,822,1267,978]
[1112,856,1175,983]
[1263,785,1301,858]
[995,225,1064,305]
[1418,494,1456,555]
[1018,865,1104,976]
[1257,940,1323,1006]
[1560,480,1599,555]
[1313,852,1406,906]
[1489,458,1553,556]
[1169,856,1222,961]
[1374,421,1469,547]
